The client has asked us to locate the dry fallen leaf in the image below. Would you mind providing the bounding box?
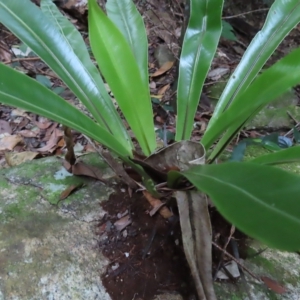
[157,83,170,95]
[0,41,11,62]
[71,161,107,183]
[59,182,84,200]
[149,201,165,216]
[261,276,287,294]
[0,134,23,151]
[63,160,72,173]
[33,119,53,129]
[143,190,173,219]
[151,61,174,77]
[19,128,40,138]
[11,108,30,118]
[5,151,39,166]
[57,138,65,148]
[41,123,59,142]
[114,215,132,231]
[0,120,12,135]
[84,143,97,153]
[36,128,63,153]
[207,67,230,81]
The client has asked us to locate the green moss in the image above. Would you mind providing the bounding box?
[0,181,42,220]
[244,145,272,161]
[214,282,246,300]
[243,144,300,175]
[0,174,9,188]
[250,255,278,274]
[4,203,23,218]
[3,154,115,205]
[248,248,299,287]
[2,211,67,240]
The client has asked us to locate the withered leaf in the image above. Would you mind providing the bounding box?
[72,161,107,184]
[5,151,39,166]
[151,61,174,77]
[37,128,63,153]
[0,134,23,151]
[261,276,287,294]
[0,120,12,134]
[59,182,84,200]
[114,215,132,231]
[143,190,173,219]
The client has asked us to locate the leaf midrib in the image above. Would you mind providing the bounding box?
[188,171,300,225]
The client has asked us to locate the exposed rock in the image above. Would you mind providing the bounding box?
[0,154,113,300]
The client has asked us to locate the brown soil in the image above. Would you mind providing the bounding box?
[96,182,250,300]
[97,185,197,300]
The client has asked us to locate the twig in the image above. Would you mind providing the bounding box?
[231,239,254,300]
[173,12,184,17]
[247,247,268,258]
[284,125,300,137]
[4,56,41,64]
[142,222,157,259]
[204,81,227,86]
[0,43,11,55]
[286,110,298,124]
[223,8,269,20]
[212,241,262,282]
[284,111,300,136]
[225,226,235,249]
[213,226,235,280]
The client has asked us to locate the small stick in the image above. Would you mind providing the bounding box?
[223,8,269,19]
[284,111,300,136]
[4,56,41,64]
[212,241,262,282]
